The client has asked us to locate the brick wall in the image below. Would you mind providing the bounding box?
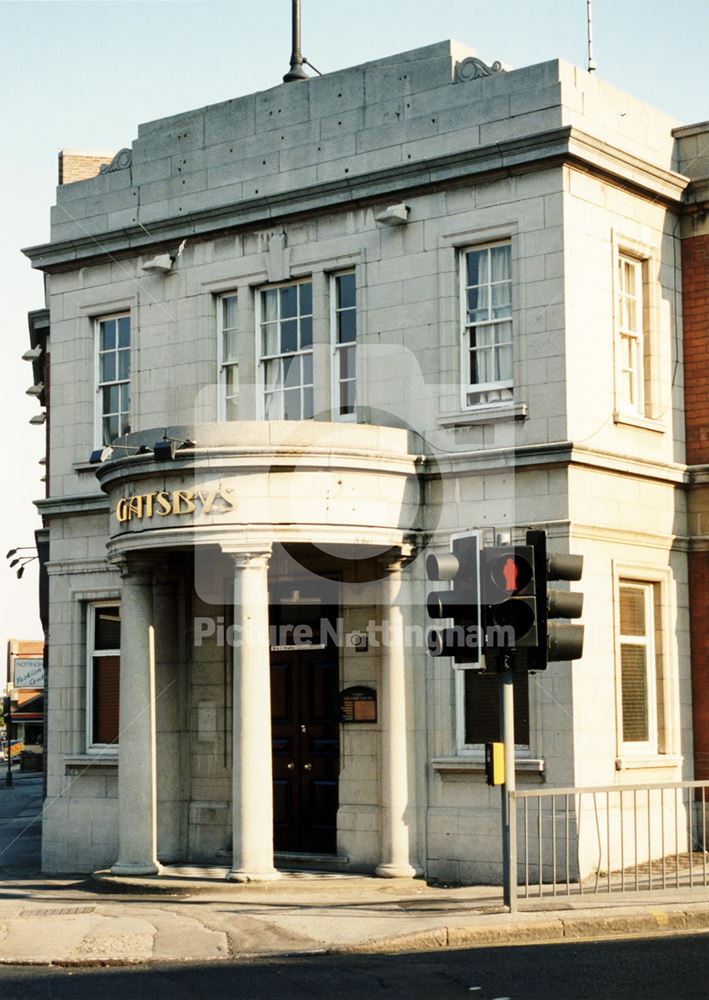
[683,232,709,780]
[682,234,709,465]
[58,150,113,185]
[689,551,709,779]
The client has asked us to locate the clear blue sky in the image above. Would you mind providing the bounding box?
[1,0,707,640]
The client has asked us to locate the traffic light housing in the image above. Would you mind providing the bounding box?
[426,533,480,666]
[485,741,505,786]
[480,545,538,652]
[527,530,584,669]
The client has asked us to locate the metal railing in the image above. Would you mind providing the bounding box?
[509,780,709,908]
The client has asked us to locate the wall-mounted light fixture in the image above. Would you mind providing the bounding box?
[6,547,37,579]
[88,443,155,464]
[141,253,174,275]
[153,434,196,462]
[375,203,410,226]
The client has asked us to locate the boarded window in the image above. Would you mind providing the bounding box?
[90,604,120,746]
[464,670,529,746]
[93,655,119,744]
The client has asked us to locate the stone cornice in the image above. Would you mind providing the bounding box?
[688,464,709,485]
[429,441,688,485]
[36,441,689,520]
[35,493,109,517]
[23,127,688,273]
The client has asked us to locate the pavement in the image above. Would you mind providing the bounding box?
[0,771,709,967]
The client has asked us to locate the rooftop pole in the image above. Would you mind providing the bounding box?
[283,0,308,82]
[586,0,597,73]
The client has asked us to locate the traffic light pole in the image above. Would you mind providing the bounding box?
[499,656,517,912]
[4,705,12,788]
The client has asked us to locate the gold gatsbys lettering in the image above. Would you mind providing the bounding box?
[115,486,237,523]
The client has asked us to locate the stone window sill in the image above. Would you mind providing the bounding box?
[438,402,528,428]
[64,753,118,773]
[432,756,544,776]
[612,411,666,434]
[615,754,682,771]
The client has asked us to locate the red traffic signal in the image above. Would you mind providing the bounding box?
[480,545,538,650]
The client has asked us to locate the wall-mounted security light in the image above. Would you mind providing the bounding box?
[29,413,46,425]
[153,436,196,461]
[88,443,154,464]
[6,547,37,580]
[141,253,174,275]
[22,347,42,362]
[89,446,114,464]
[375,203,410,226]
[25,384,44,397]
[153,439,177,461]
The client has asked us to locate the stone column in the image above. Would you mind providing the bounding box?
[376,556,418,878]
[226,548,280,882]
[153,569,185,863]
[112,561,162,876]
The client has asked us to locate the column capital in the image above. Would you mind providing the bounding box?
[113,556,154,581]
[224,546,273,571]
[378,544,416,576]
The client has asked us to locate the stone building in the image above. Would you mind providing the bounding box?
[21,40,704,882]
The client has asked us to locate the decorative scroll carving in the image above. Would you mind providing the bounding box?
[100,148,132,173]
[455,57,506,83]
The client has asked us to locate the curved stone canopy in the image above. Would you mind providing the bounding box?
[95,421,426,557]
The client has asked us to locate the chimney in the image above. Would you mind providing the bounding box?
[58,149,115,185]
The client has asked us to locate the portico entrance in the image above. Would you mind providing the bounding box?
[96,420,422,881]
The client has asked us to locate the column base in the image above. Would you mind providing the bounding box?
[375,862,418,879]
[226,868,281,883]
[111,861,163,877]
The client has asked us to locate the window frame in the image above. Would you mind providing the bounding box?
[459,241,514,411]
[615,252,645,417]
[255,277,314,421]
[94,313,131,448]
[617,580,657,754]
[330,270,357,422]
[86,601,121,753]
[217,291,239,421]
[612,563,679,767]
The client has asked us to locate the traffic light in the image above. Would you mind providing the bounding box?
[479,545,538,651]
[426,533,480,666]
[527,530,584,669]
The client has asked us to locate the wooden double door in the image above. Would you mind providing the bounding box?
[271,637,340,855]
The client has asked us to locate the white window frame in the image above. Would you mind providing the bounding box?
[94,313,131,448]
[330,270,357,422]
[616,253,645,416]
[612,563,680,768]
[617,581,657,754]
[217,292,239,421]
[460,241,513,410]
[86,601,121,753]
[255,277,314,421]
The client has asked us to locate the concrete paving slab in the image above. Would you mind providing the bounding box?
[0,866,707,965]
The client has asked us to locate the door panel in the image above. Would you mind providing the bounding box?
[271,648,339,854]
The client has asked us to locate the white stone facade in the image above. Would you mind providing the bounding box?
[25,41,695,883]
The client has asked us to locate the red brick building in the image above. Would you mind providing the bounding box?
[678,121,709,782]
